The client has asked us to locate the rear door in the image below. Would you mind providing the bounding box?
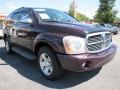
[7,12,21,43]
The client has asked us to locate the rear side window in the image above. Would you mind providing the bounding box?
[11,12,21,21]
[7,13,12,19]
[5,12,21,25]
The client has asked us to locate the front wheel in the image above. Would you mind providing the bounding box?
[37,46,63,80]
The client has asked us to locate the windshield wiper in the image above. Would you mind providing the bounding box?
[44,20,75,24]
[44,20,60,22]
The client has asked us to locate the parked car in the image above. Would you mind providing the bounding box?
[0,26,3,38]
[100,23,119,35]
[3,7,117,80]
[112,26,120,33]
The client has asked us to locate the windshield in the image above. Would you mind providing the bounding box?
[34,8,77,23]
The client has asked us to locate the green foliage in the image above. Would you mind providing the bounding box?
[94,0,117,23]
[76,13,89,21]
[68,0,89,21]
[114,17,120,24]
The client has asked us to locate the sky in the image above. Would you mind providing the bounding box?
[0,0,120,18]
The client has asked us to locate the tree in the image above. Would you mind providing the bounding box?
[76,13,89,21]
[68,0,89,21]
[94,0,117,24]
[68,0,77,18]
[114,17,120,24]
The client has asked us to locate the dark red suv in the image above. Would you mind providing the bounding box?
[3,7,116,80]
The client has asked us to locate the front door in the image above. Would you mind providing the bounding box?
[16,11,35,50]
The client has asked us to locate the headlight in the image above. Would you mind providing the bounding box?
[63,36,86,54]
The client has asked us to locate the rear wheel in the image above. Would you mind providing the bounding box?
[37,46,63,80]
[5,38,13,54]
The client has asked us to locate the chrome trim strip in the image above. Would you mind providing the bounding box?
[86,31,110,38]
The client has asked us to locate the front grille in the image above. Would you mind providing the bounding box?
[87,32,112,53]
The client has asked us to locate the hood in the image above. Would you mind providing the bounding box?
[39,21,108,38]
[70,22,107,31]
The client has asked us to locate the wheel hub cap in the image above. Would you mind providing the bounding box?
[39,53,53,76]
[5,40,9,51]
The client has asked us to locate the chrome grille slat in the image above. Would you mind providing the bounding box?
[86,32,112,53]
[87,41,103,45]
[87,35,102,43]
[88,43,102,51]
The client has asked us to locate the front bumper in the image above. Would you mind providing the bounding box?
[57,45,117,72]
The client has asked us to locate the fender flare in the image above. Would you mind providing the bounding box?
[33,33,65,54]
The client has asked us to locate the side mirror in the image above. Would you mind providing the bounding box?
[20,18,32,24]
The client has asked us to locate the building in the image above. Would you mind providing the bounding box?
[0,13,7,25]
[0,13,7,20]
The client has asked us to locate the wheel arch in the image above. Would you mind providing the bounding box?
[34,41,62,68]
[34,41,55,56]
[3,34,7,40]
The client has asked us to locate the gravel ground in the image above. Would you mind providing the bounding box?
[0,34,120,90]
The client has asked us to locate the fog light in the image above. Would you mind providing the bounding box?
[82,61,91,69]
[82,62,87,68]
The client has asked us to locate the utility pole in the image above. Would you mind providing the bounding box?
[74,0,77,18]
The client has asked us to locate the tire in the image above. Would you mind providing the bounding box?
[5,38,13,54]
[37,46,63,80]
[114,32,117,35]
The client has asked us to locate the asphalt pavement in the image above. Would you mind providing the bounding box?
[0,34,120,90]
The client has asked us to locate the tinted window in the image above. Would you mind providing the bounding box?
[20,12,30,20]
[7,13,12,19]
[11,12,21,21]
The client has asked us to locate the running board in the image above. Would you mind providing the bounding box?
[11,46,36,60]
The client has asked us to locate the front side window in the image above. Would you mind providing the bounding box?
[20,12,30,21]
